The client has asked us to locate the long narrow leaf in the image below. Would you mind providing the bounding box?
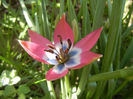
[41,0,50,39]
[95,0,126,98]
[121,38,133,67]
[88,66,133,82]
[82,0,91,37]
[19,0,35,30]
[92,0,106,30]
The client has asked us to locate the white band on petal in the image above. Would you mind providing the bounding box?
[43,52,58,65]
[55,40,69,52]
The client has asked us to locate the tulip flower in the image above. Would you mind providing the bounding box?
[18,15,103,80]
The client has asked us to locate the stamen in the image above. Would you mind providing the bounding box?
[47,44,56,49]
[64,48,69,54]
[57,35,63,45]
[48,44,60,55]
[56,56,63,63]
[44,49,54,54]
[67,39,72,49]
[56,56,60,61]
[44,49,60,57]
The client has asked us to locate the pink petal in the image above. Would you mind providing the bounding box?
[18,40,49,64]
[75,27,103,52]
[46,64,68,81]
[66,51,102,69]
[28,29,53,48]
[53,15,74,44]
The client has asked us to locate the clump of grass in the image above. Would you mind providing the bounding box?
[0,0,133,98]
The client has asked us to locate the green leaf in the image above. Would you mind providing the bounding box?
[72,19,80,43]
[18,25,29,39]
[122,24,133,40]
[2,0,9,8]
[67,0,80,41]
[67,0,77,25]
[92,0,106,30]
[76,65,92,97]
[35,12,41,34]
[0,56,17,66]
[81,0,91,37]
[102,0,125,77]
[60,0,64,17]
[18,93,26,99]
[86,82,97,98]
[121,38,133,67]
[95,0,126,98]
[34,79,46,84]
[89,0,97,18]
[0,90,4,96]
[3,86,16,97]
[107,0,112,19]
[17,84,30,95]
[19,0,36,30]
[43,94,51,99]
[88,66,133,82]
[41,0,50,39]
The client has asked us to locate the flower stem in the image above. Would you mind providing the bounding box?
[46,81,56,99]
[60,78,66,99]
[43,64,56,99]
[64,74,71,99]
[76,65,92,97]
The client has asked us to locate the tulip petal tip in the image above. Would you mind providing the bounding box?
[99,27,103,31]
[17,40,25,47]
[17,40,22,44]
[62,13,65,20]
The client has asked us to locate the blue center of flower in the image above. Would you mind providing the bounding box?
[65,58,75,66]
[57,64,65,71]
[44,35,72,64]
[69,50,78,57]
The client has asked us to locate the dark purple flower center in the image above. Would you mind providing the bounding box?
[44,35,72,64]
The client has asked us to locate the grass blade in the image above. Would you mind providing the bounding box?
[19,0,35,30]
[95,0,126,98]
[67,0,77,25]
[122,23,133,40]
[41,0,50,39]
[121,38,133,67]
[92,0,106,30]
[60,0,64,17]
[88,66,133,82]
[89,0,97,18]
[82,0,91,37]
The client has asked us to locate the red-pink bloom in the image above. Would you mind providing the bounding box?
[18,15,103,81]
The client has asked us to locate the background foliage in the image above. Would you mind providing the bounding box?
[0,0,133,99]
